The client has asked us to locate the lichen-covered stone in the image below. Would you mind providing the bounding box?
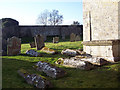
[61,49,77,56]
[26,49,41,57]
[56,58,95,70]
[18,69,52,88]
[34,61,66,78]
[41,47,56,54]
[81,57,110,66]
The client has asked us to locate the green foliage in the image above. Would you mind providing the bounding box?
[2,38,120,88]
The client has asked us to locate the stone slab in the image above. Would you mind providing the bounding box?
[26,49,41,57]
[56,58,95,70]
[18,69,52,88]
[83,40,120,62]
[41,47,56,54]
[34,61,66,78]
[61,49,77,56]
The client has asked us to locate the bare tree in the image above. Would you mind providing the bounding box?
[37,10,50,25]
[48,10,63,25]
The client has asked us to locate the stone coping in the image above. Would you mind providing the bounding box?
[82,39,120,46]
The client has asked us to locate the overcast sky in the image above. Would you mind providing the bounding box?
[0,0,83,25]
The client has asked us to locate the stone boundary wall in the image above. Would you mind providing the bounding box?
[19,25,83,38]
[0,18,83,55]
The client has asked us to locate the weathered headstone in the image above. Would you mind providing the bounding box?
[34,61,66,78]
[53,37,59,43]
[34,35,45,50]
[26,49,41,57]
[75,35,80,41]
[7,36,21,56]
[70,33,76,42]
[30,42,36,48]
[18,69,52,88]
[41,47,56,54]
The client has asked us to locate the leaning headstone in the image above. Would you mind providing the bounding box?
[34,61,66,78]
[75,35,80,41]
[7,36,21,56]
[26,49,41,57]
[34,35,45,50]
[30,42,36,48]
[18,69,52,88]
[70,33,76,42]
[56,58,95,70]
[41,47,56,54]
[53,37,59,43]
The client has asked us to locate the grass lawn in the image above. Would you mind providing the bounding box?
[2,37,120,88]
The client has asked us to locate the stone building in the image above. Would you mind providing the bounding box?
[82,0,120,62]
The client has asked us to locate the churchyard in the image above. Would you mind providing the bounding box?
[2,36,120,88]
[1,0,120,88]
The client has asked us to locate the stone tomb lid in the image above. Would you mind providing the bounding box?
[82,39,120,46]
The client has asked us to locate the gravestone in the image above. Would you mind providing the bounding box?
[18,69,52,88]
[30,42,36,48]
[75,35,80,41]
[34,61,66,78]
[56,58,95,70]
[53,37,59,43]
[70,33,76,42]
[34,35,45,50]
[26,49,41,57]
[61,49,77,56]
[7,36,21,56]
[41,47,56,54]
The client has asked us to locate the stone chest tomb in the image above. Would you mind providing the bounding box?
[82,0,120,62]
